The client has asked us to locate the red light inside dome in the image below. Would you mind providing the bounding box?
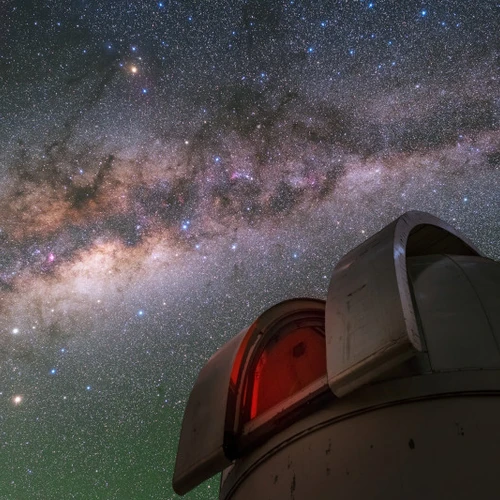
[248,326,326,419]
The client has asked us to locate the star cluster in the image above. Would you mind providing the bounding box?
[1,1,499,498]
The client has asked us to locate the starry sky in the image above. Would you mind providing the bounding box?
[1,0,499,498]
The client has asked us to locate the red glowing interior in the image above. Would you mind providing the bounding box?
[248,326,326,419]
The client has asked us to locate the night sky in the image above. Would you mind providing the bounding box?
[1,0,499,498]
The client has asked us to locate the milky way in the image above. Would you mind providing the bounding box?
[1,1,499,498]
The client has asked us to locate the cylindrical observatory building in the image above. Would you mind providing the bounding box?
[173,211,500,500]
